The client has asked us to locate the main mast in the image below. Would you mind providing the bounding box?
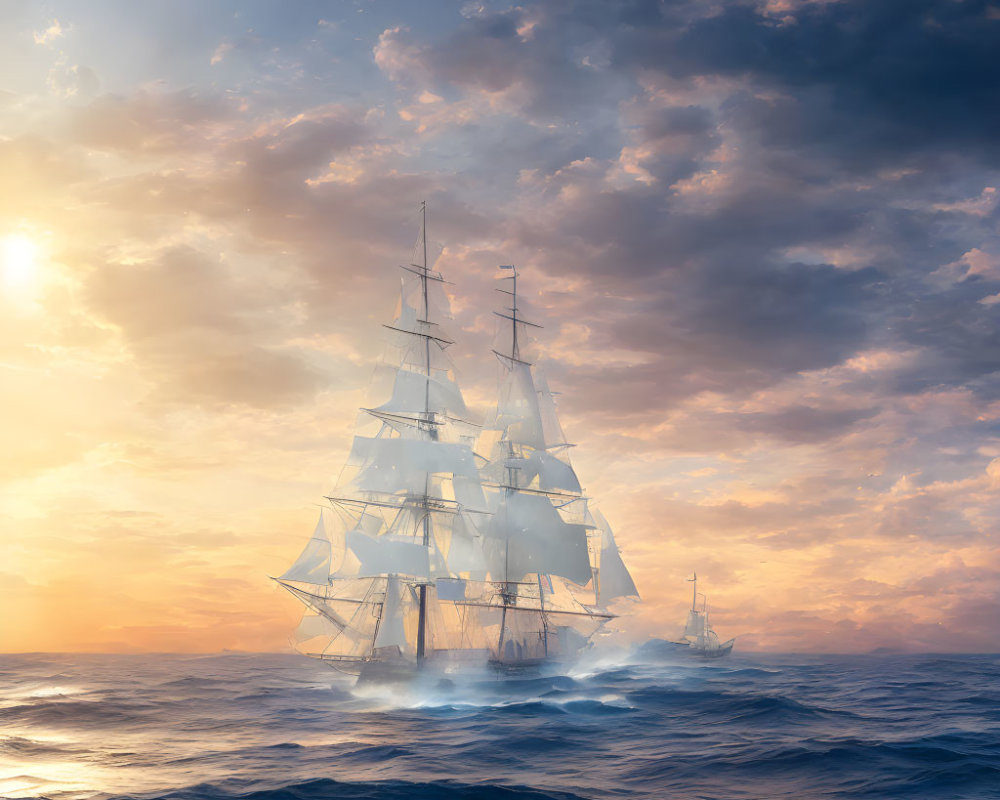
[416,200,430,664]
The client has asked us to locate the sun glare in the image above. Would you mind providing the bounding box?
[3,235,39,287]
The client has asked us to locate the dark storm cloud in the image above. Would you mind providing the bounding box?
[615,0,1000,168]
[547,259,879,421]
[893,276,1000,391]
[396,0,1000,165]
[673,260,880,372]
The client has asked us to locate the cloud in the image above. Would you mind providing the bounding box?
[67,89,233,153]
[3,0,1000,654]
[210,41,233,66]
[613,0,1000,168]
[33,19,64,46]
[83,246,322,408]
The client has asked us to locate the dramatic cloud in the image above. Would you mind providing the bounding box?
[1,0,998,654]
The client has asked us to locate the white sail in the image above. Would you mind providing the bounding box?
[453,474,487,511]
[293,612,341,643]
[496,360,545,449]
[592,508,639,604]
[684,610,704,639]
[278,577,375,657]
[346,530,430,578]
[520,449,581,493]
[376,367,468,418]
[374,575,409,652]
[535,369,570,448]
[280,510,332,584]
[484,491,591,585]
[394,277,419,331]
[348,436,479,494]
[440,512,488,577]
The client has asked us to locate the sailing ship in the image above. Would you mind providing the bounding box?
[681,573,734,658]
[274,205,639,680]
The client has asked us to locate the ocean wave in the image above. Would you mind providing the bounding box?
[106,778,593,800]
[0,735,88,757]
[0,698,158,728]
[2,653,998,800]
[622,685,855,724]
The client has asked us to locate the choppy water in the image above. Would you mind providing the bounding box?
[1,651,998,800]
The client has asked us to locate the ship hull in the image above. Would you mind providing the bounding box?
[350,651,562,684]
[635,638,692,659]
[356,659,420,684]
[636,637,735,660]
[353,648,497,684]
[487,657,554,678]
[691,638,735,659]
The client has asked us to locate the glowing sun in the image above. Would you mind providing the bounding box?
[3,235,39,287]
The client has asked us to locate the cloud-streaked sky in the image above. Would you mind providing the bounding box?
[2,0,999,654]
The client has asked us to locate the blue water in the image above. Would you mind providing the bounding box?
[1,651,998,800]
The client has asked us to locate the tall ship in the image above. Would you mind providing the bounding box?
[682,573,735,658]
[274,206,638,680]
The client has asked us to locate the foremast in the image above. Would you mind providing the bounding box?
[275,202,488,670]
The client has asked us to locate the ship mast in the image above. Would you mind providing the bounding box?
[494,265,552,660]
[416,200,430,664]
[496,265,516,659]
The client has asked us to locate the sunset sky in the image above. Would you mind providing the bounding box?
[2,0,999,654]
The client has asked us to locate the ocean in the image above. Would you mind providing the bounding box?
[1,651,998,800]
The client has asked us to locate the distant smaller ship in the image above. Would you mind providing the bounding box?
[635,573,734,660]
[682,573,734,658]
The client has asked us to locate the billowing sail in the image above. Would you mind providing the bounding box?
[520,449,581,493]
[592,508,639,605]
[280,511,333,584]
[484,491,591,585]
[293,612,341,644]
[684,610,705,640]
[495,359,545,449]
[376,367,468,418]
[534,369,570,449]
[346,530,431,578]
[374,575,410,652]
[441,512,489,577]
